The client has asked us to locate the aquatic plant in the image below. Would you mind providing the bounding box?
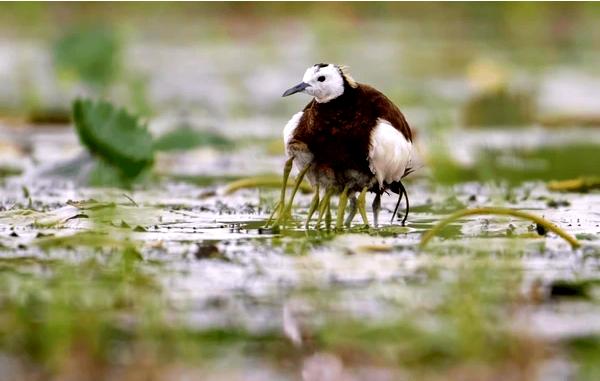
[73,98,233,187]
[53,25,121,91]
[420,207,581,249]
[73,99,154,179]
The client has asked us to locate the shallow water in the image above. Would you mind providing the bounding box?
[0,120,599,379]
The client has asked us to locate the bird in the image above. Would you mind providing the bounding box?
[267,63,414,230]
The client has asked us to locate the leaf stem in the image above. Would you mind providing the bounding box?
[223,175,312,195]
[419,207,581,250]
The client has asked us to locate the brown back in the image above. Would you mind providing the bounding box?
[291,83,412,176]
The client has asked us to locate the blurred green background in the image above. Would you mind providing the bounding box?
[0,2,599,185]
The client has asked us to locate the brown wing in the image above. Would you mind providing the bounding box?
[359,84,413,142]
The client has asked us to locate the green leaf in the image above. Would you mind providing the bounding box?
[53,25,121,89]
[73,99,154,178]
[153,126,233,152]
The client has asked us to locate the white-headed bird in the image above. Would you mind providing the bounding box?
[269,63,414,230]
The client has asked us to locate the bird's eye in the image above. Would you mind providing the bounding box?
[317,76,326,82]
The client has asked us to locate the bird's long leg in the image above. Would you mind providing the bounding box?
[335,185,350,230]
[265,201,281,226]
[305,184,320,230]
[390,187,404,224]
[315,187,334,230]
[344,193,357,227]
[275,162,311,227]
[372,190,382,228]
[398,181,410,226]
[357,186,369,227]
[266,157,294,227]
[325,201,332,231]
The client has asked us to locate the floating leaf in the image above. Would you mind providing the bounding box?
[73,99,154,178]
[548,177,600,193]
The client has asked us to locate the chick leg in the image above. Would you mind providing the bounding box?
[357,186,369,227]
[372,191,382,228]
[325,201,332,231]
[344,193,358,227]
[265,201,281,227]
[398,181,410,226]
[315,187,334,230]
[305,184,320,230]
[266,157,294,227]
[275,162,311,227]
[336,185,350,230]
[390,189,404,224]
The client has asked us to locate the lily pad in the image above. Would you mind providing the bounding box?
[73,99,154,178]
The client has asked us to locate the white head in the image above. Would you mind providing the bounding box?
[282,63,357,103]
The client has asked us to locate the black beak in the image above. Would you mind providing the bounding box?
[282,82,310,97]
